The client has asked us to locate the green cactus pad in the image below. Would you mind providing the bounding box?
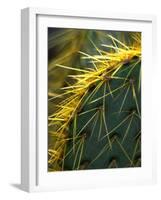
[48,28,141,171]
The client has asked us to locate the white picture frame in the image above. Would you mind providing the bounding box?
[21,7,157,192]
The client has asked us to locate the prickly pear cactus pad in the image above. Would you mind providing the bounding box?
[48,28,141,172]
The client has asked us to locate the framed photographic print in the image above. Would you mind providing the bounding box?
[21,7,156,192]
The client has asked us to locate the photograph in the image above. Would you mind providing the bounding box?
[47,28,141,172]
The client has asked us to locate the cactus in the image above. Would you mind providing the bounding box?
[48,29,141,171]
